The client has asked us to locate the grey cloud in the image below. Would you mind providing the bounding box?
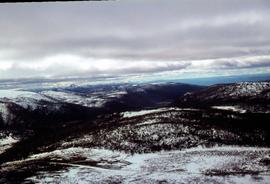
[190,55,270,70]
[218,58,270,69]
[0,0,270,79]
[0,59,190,79]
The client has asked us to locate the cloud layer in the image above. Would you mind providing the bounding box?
[0,0,270,79]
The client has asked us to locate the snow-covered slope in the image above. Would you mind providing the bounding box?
[0,89,59,126]
[41,91,106,108]
[207,82,270,99]
[0,103,10,123]
[0,133,20,154]
[24,146,270,184]
[0,89,55,109]
[0,82,203,128]
[178,81,270,112]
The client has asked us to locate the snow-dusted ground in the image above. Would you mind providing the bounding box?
[0,89,52,103]
[211,106,247,113]
[0,103,10,123]
[121,107,198,118]
[231,82,270,96]
[0,89,54,110]
[0,89,38,99]
[0,88,127,111]
[0,133,19,154]
[214,82,270,98]
[25,146,270,184]
[41,91,106,108]
[0,89,59,124]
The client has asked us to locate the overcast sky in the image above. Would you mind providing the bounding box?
[0,0,270,80]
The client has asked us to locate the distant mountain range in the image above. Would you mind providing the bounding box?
[0,82,203,129]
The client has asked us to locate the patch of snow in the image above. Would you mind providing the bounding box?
[0,133,19,154]
[0,89,36,99]
[105,90,127,98]
[0,89,55,110]
[0,103,9,123]
[137,119,158,126]
[121,107,198,118]
[0,134,18,146]
[25,146,270,184]
[219,82,270,97]
[212,106,247,113]
[41,91,106,108]
[29,147,129,168]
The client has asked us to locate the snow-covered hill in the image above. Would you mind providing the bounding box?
[177,81,270,113]
[204,82,270,99]
[0,82,202,128]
